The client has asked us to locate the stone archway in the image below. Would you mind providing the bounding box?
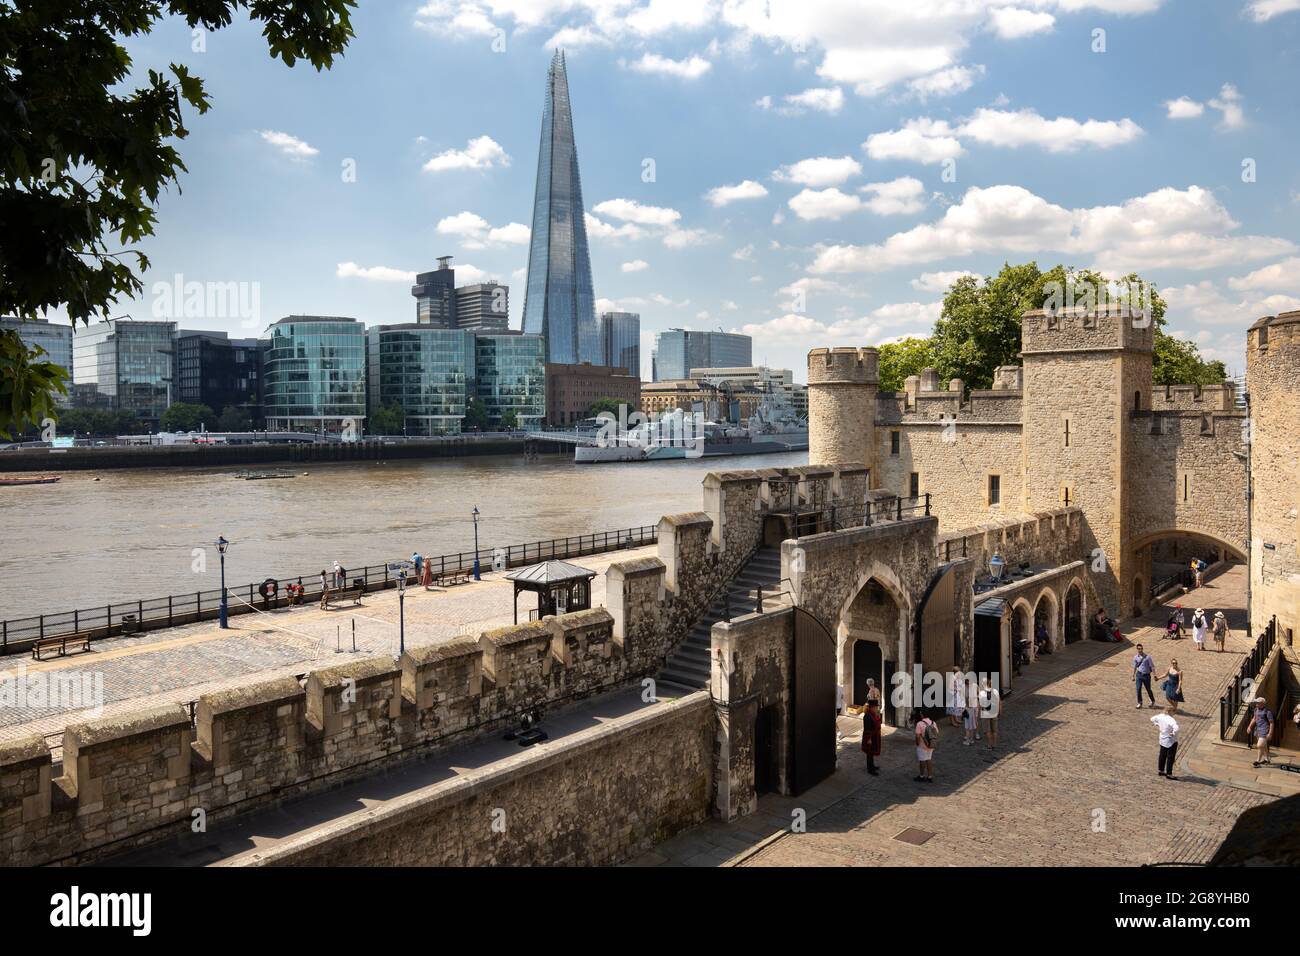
[1011,598,1033,667]
[837,565,911,727]
[1133,575,1146,615]
[1064,577,1087,644]
[1033,586,1060,653]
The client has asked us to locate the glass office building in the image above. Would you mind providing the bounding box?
[474,333,546,428]
[1,317,74,406]
[521,51,600,365]
[652,329,753,381]
[262,316,366,433]
[176,330,263,419]
[367,325,473,435]
[71,318,177,420]
[600,311,641,378]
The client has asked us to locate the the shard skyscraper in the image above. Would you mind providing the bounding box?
[522,51,600,365]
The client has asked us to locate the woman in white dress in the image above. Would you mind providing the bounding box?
[1191,608,1208,651]
[946,666,964,727]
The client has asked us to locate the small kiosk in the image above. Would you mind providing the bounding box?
[505,560,597,624]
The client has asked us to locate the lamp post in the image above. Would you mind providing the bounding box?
[989,552,1005,584]
[472,506,482,580]
[397,568,407,657]
[217,536,229,628]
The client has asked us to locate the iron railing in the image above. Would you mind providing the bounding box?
[825,493,932,532]
[0,525,658,655]
[1219,615,1278,739]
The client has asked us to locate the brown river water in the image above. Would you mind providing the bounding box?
[0,451,805,620]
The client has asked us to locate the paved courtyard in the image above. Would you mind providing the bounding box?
[0,544,658,747]
[633,564,1290,867]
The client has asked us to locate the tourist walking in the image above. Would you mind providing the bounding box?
[411,552,423,577]
[319,569,331,609]
[862,698,882,776]
[1151,705,1180,779]
[1132,643,1157,708]
[1249,697,1274,768]
[962,675,980,745]
[1212,611,1229,652]
[979,676,1000,749]
[913,711,938,783]
[420,555,434,589]
[332,561,343,589]
[1157,659,1184,713]
[946,666,964,727]
[1191,608,1208,651]
[1190,558,1202,589]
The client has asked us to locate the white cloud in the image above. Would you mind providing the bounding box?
[259,130,318,160]
[435,211,528,248]
[755,95,773,110]
[414,1,497,36]
[733,244,755,261]
[626,52,712,80]
[863,118,963,164]
[1227,257,1300,292]
[958,107,1142,152]
[1165,96,1205,119]
[585,213,647,241]
[621,259,650,273]
[705,180,769,207]
[336,262,415,283]
[987,8,1055,39]
[422,135,510,173]
[593,198,682,227]
[736,300,942,354]
[1163,281,1300,331]
[1209,83,1246,129]
[545,25,611,48]
[810,184,1296,275]
[859,177,927,215]
[663,227,713,249]
[783,87,845,114]
[912,270,981,293]
[1246,0,1300,21]
[773,155,863,187]
[907,65,984,99]
[789,187,863,221]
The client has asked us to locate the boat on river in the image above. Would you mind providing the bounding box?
[0,475,61,486]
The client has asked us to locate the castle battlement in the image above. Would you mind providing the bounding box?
[1021,307,1155,355]
[807,346,879,386]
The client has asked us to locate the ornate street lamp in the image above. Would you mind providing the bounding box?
[989,551,1006,584]
[217,536,230,628]
[397,567,407,657]
[472,506,482,581]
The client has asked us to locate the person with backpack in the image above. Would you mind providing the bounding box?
[1212,611,1229,652]
[1191,608,1208,651]
[914,710,938,783]
[861,698,882,776]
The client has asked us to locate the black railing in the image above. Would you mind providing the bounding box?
[935,536,970,562]
[0,525,658,655]
[826,493,932,532]
[1219,615,1277,739]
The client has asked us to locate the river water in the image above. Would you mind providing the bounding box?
[0,451,805,619]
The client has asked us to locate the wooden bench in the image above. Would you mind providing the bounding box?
[432,569,472,587]
[32,635,92,661]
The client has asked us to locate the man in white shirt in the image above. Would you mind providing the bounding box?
[1151,706,1180,779]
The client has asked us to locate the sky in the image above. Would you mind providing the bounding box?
[92,0,1300,382]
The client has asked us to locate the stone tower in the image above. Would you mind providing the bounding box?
[807,347,878,473]
[1019,306,1154,617]
[1247,310,1300,642]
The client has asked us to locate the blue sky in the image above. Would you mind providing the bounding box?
[96,0,1300,381]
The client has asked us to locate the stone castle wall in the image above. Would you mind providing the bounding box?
[1248,312,1300,641]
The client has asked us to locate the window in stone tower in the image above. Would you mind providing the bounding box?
[988,474,1001,507]
[890,430,900,456]
[909,472,920,498]
[1063,415,1071,447]
[1061,484,1073,506]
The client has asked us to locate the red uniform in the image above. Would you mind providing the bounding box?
[861,708,882,756]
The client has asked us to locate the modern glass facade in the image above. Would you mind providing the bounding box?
[262,316,366,433]
[411,257,456,327]
[522,51,600,365]
[71,318,177,420]
[1,317,74,406]
[474,333,546,427]
[652,329,753,381]
[600,311,641,378]
[176,331,263,418]
[367,325,472,435]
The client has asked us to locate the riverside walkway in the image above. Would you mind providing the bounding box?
[0,544,659,747]
[632,564,1290,867]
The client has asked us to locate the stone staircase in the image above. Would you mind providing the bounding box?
[657,548,786,690]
